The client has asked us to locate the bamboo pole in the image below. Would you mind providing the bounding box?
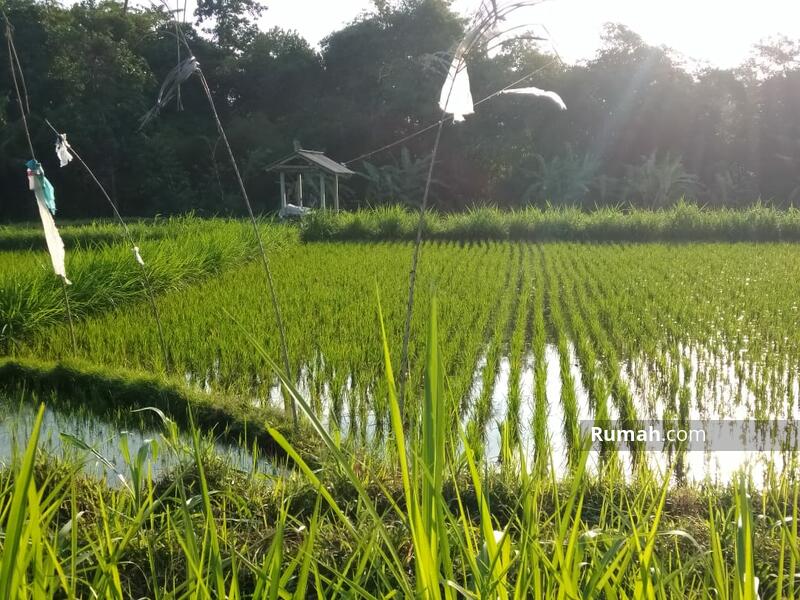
[44,119,171,371]
[194,69,297,427]
[144,3,297,425]
[397,51,466,416]
[4,14,77,355]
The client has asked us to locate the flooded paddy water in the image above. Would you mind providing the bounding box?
[0,396,276,485]
[173,336,800,486]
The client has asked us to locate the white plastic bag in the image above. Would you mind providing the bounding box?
[439,55,474,122]
[279,203,312,219]
[55,134,74,168]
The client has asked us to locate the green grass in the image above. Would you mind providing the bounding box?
[10,235,800,473]
[2,218,800,595]
[300,202,800,242]
[0,217,291,353]
[0,218,175,252]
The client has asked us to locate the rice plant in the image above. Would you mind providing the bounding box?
[0,298,796,596]
[301,203,800,242]
[2,217,800,595]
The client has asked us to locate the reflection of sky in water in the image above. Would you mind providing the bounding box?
[478,341,800,486]
[0,399,275,486]
[181,336,800,487]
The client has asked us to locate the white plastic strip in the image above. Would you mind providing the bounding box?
[501,86,567,110]
[33,185,70,284]
[56,135,74,168]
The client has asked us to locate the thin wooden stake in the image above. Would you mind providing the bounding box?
[151,2,296,422]
[60,277,77,354]
[4,18,33,158]
[5,14,77,354]
[196,69,297,427]
[397,50,464,417]
[44,119,171,372]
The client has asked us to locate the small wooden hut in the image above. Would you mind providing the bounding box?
[265,148,354,210]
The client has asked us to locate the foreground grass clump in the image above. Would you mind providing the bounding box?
[0,217,291,351]
[1,436,791,598]
[300,202,800,242]
[0,303,795,597]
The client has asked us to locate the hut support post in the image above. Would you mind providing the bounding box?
[334,174,340,211]
[297,173,303,207]
[280,172,287,208]
[319,173,326,209]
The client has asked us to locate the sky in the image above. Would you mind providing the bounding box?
[85,0,800,69]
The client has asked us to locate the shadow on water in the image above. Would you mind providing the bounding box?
[0,396,276,485]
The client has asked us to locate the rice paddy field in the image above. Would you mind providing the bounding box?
[2,214,800,597]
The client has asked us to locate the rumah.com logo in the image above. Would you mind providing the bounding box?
[589,424,705,444]
[579,420,800,452]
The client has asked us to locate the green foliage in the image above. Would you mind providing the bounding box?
[5,0,800,217]
[622,152,700,208]
[445,205,510,240]
[301,204,800,242]
[361,148,441,207]
[524,148,601,207]
[300,205,427,240]
[0,217,277,350]
[0,218,799,594]
[0,218,176,251]
[235,28,321,118]
[5,219,800,470]
[194,0,265,51]
[0,386,793,597]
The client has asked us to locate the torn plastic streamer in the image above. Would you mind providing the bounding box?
[500,87,567,111]
[140,56,200,129]
[55,134,74,168]
[28,166,70,283]
[26,160,56,214]
[438,54,474,122]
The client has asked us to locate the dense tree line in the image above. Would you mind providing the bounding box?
[1,0,800,220]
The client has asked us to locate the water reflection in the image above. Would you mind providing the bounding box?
[0,399,275,485]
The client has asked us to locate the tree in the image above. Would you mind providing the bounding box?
[3,0,800,219]
[524,148,600,207]
[233,28,321,118]
[623,152,699,208]
[194,0,265,52]
[360,147,443,206]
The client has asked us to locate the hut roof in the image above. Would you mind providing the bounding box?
[265,149,355,176]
